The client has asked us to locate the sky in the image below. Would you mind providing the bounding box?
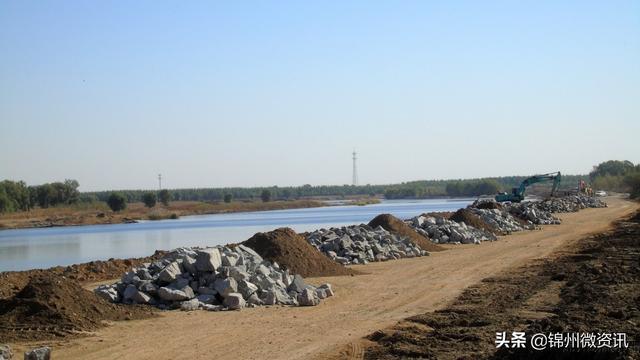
[1,1,639,191]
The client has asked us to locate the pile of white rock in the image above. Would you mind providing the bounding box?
[305,225,427,265]
[408,215,497,244]
[466,207,538,233]
[507,203,561,225]
[469,194,607,228]
[95,245,333,311]
[0,345,50,360]
[532,194,607,213]
[404,195,608,246]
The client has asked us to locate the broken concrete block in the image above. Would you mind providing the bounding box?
[123,284,152,304]
[94,285,120,303]
[157,287,192,301]
[179,298,201,311]
[157,261,182,284]
[0,344,13,360]
[297,288,320,306]
[224,293,245,310]
[286,274,306,293]
[24,347,50,360]
[195,248,222,272]
[213,277,238,298]
[238,280,259,299]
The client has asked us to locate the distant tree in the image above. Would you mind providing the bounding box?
[35,184,56,208]
[261,189,271,202]
[0,180,31,212]
[0,188,13,213]
[159,189,171,206]
[282,189,292,200]
[142,192,157,208]
[590,160,635,181]
[78,193,99,203]
[223,193,233,203]
[474,179,501,195]
[624,172,640,199]
[107,192,127,212]
[62,179,80,204]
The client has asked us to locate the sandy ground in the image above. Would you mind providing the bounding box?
[13,196,637,360]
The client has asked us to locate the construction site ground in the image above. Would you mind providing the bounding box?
[9,196,637,360]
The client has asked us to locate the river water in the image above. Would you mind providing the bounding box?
[0,198,473,271]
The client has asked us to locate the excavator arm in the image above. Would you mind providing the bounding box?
[495,171,562,203]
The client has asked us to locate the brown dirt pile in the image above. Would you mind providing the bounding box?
[368,214,445,252]
[475,201,502,210]
[420,211,453,219]
[0,251,166,299]
[365,211,640,359]
[450,208,500,234]
[0,274,154,341]
[242,227,359,277]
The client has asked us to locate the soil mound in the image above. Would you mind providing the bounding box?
[242,228,359,277]
[0,252,165,300]
[57,250,166,283]
[0,274,154,341]
[420,211,453,219]
[475,201,502,210]
[450,208,499,234]
[368,214,445,252]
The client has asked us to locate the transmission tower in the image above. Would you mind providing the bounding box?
[158,174,162,191]
[352,150,358,186]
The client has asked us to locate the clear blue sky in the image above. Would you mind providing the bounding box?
[1,1,639,191]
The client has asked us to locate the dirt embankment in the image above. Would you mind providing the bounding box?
[39,196,635,360]
[242,227,359,277]
[0,274,155,342]
[0,253,165,341]
[368,214,445,252]
[450,208,500,234]
[0,252,165,299]
[365,210,640,359]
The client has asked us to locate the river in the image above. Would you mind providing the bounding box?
[0,198,473,271]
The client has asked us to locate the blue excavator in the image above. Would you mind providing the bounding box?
[495,171,562,203]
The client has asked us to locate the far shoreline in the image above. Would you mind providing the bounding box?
[0,197,383,231]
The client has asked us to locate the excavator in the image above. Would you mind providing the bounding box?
[495,171,562,203]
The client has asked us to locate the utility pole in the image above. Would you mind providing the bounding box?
[352,150,358,186]
[158,174,162,191]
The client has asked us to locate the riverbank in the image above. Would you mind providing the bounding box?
[364,205,640,359]
[7,196,632,359]
[0,199,375,230]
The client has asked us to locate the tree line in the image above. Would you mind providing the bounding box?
[0,179,80,213]
[589,160,640,199]
[1,172,598,214]
[383,174,586,199]
[84,174,588,204]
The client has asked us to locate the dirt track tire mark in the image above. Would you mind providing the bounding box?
[347,341,364,360]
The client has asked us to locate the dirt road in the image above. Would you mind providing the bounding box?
[23,197,637,360]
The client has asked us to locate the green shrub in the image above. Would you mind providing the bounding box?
[107,192,127,212]
[159,189,171,206]
[142,192,157,208]
[261,189,271,202]
[624,172,640,199]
